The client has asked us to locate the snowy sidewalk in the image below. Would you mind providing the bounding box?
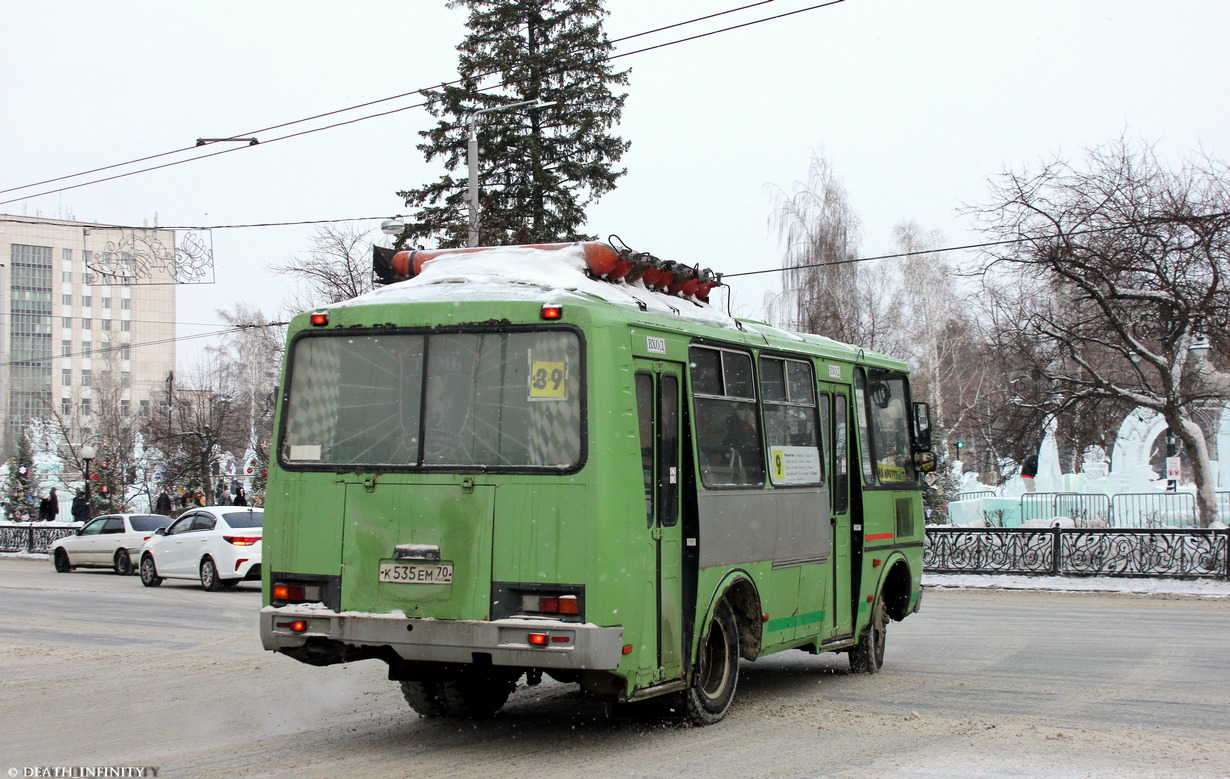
[925,572,1230,598]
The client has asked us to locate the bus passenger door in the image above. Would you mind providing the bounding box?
[819,385,855,643]
[635,363,684,682]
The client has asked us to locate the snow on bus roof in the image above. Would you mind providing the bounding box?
[333,243,738,328]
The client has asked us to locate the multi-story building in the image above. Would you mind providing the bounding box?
[0,215,176,457]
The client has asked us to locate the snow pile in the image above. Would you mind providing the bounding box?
[336,244,739,329]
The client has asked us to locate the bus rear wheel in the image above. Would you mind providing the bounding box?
[684,599,739,725]
[849,597,887,674]
[400,668,519,719]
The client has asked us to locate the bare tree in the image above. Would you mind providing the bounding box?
[34,344,148,513]
[271,224,378,312]
[973,139,1230,526]
[207,304,284,499]
[142,356,248,500]
[768,155,902,351]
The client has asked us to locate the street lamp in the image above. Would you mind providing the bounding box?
[80,444,96,519]
[467,99,556,247]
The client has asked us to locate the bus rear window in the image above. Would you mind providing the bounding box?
[282,329,582,469]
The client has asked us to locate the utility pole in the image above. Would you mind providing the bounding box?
[467,100,555,247]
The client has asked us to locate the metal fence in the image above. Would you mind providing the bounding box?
[954,490,1230,527]
[1109,493,1198,528]
[957,490,996,501]
[1020,492,1113,525]
[925,526,1230,579]
[0,523,81,554]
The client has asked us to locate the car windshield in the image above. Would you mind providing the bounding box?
[130,515,172,532]
[223,511,263,529]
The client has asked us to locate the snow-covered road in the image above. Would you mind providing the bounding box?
[3,558,1228,778]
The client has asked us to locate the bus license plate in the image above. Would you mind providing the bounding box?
[378,562,454,584]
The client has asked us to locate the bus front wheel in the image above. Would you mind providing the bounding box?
[684,599,739,725]
[849,597,887,674]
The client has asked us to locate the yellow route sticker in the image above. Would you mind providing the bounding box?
[530,360,567,399]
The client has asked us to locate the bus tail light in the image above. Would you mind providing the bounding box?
[522,593,579,616]
[272,582,323,604]
[309,311,329,326]
[528,633,549,646]
[541,304,563,320]
[276,620,308,633]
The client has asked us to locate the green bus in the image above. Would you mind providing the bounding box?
[260,241,933,724]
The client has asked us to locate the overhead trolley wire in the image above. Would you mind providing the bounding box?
[0,1,845,207]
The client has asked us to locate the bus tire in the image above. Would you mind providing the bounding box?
[400,680,450,718]
[849,597,887,674]
[439,668,518,718]
[685,599,739,725]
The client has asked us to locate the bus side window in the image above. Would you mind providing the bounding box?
[853,368,876,485]
[833,394,849,514]
[635,373,655,525]
[760,355,822,486]
[690,346,765,488]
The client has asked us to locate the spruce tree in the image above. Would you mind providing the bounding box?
[4,433,40,522]
[396,0,630,248]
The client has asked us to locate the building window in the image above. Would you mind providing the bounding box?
[62,294,72,306]
[101,319,111,331]
[81,399,92,416]
[139,399,151,417]
[62,271,72,283]
[120,399,130,416]
[120,298,131,310]
[81,369,91,387]
[120,345,130,360]
[121,372,130,389]
[102,297,111,309]
[62,317,72,329]
[121,277,131,286]
[62,340,72,357]
[61,397,71,415]
[62,369,72,387]
[62,248,73,261]
[82,318,91,330]
[83,272,94,285]
[120,320,130,332]
[82,341,91,357]
[82,295,91,308]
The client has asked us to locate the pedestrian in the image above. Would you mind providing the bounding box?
[214,478,225,504]
[71,489,89,523]
[1021,452,1039,493]
[155,490,172,514]
[47,488,59,521]
[38,493,53,522]
[233,486,247,506]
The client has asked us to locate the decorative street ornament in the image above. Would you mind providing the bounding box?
[84,227,215,285]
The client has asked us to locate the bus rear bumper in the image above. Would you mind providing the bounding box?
[260,607,625,671]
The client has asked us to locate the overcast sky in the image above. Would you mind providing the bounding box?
[4,0,1228,369]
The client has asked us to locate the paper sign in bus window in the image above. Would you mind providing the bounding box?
[529,360,567,400]
[769,446,821,485]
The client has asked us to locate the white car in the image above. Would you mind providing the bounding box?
[50,513,174,575]
[138,506,264,591]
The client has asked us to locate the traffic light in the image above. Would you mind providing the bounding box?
[956,441,966,450]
